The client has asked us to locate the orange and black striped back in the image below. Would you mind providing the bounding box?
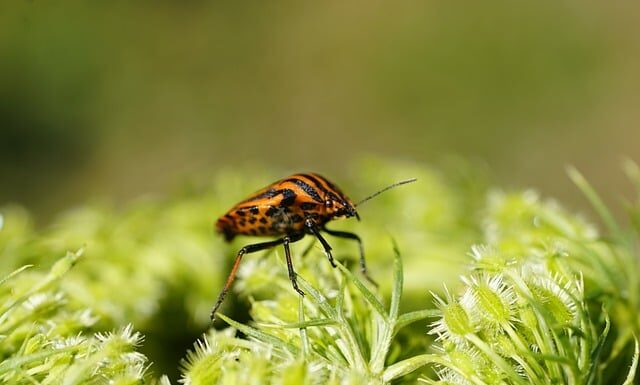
[215,173,357,241]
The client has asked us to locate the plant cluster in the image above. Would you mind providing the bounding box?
[1,160,638,384]
[0,249,160,384]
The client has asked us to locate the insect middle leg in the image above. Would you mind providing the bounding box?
[211,237,285,321]
[323,227,378,287]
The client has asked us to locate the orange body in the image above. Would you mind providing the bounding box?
[215,173,359,241]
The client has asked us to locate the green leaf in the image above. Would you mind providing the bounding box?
[0,346,77,375]
[622,338,639,385]
[335,261,387,320]
[585,309,611,385]
[394,309,439,335]
[216,313,300,355]
[382,354,440,382]
[298,293,310,357]
[296,275,337,319]
[389,240,403,321]
[567,166,622,238]
[0,265,33,287]
[466,334,529,385]
[256,318,337,329]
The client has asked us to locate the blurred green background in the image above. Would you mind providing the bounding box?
[2,0,639,220]
[2,1,640,381]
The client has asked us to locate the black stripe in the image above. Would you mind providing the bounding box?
[311,173,337,190]
[327,191,341,203]
[312,173,346,197]
[284,178,323,203]
[299,173,330,196]
[307,173,347,203]
[244,188,279,202]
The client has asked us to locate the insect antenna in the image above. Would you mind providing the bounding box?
[355,178,417,207]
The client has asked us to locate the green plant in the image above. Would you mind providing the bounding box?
[0,249,158,384]
[1,161,639,384]
[422,167,640,384]
[180,244,438,385]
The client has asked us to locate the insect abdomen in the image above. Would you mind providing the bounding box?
[216,204,278,239]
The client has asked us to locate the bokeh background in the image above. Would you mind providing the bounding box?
[2,0,639,221]
[2,1,640,382]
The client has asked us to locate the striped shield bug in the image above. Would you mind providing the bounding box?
[211,173,416,320]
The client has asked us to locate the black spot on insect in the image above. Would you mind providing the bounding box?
[280,189,297,206]
[291,214,303,223]
[249,217,257,224]
[266,206,278,217]
[225,214,233,219]
[249,206,260,215]
[235,210,246,217]
[238,219,246,226]
[300,202,317,211]
[259,217,268,224]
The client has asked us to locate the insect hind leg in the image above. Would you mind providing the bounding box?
[210,238,285,321]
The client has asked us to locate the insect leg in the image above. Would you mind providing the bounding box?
[323,228,378,287]
[305,218,336,267]
[210,238,285,321]
[283,233,305,296]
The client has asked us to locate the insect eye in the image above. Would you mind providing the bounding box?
[325,199,333,208]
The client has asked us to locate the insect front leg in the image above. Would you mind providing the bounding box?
[210,238,285,321]
[304,218,336,268]
[323,227,378,287]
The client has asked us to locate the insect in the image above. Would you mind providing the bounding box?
[211,173,416,320]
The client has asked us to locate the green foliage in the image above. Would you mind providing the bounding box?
[180,247,438,385]
[425,178,640,384]
[1,161,639,384]
[0,160,484,329]
[0,250,155,384]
